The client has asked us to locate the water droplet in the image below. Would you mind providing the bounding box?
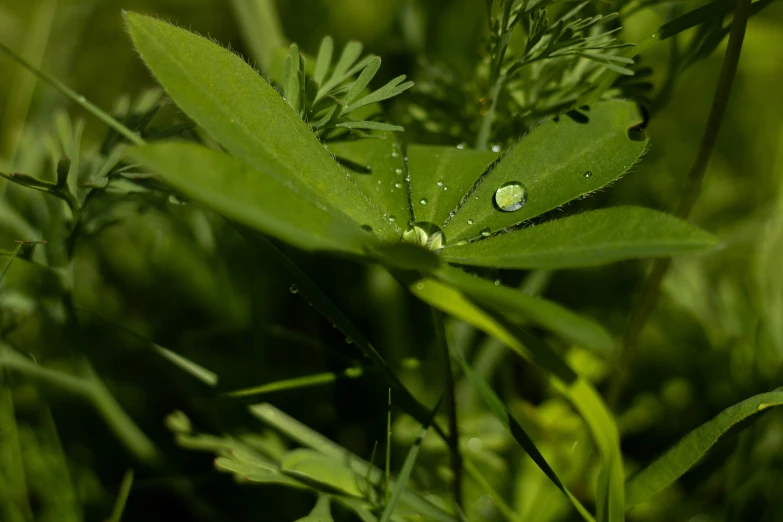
[391,150,400,158]
[491,144,501,153]
[494,181,528,212]
[419,198,428,206]
[361,224,373,233]
[437,180,443,187]
[394,182,403,188]
[442,186,448,191]
[377,179,382,184]
[467,219,474,225]
[757,403,771,411]
[289,284,298,294]
[456,143,465,150]
[468,438,483,452]
[416,282,424,291]
[455,240,468,246]
[403,222,445,249]
[395,168,403,175]
[481,228,491,237]
[583,171,592,178]
[77,95,86,103]
[474,195,479,200]
[345,337,353,344]
[388,215,396,223]
[494,279,501,286]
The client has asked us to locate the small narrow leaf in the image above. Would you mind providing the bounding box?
[224,367,363,397]
[314,36,334,85]
[442,206,717,269]
[342,76,414,115]
[343,56,381,106]
[335,121,404,132]
[626,389,783,507]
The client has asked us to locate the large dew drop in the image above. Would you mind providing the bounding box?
[403,222,445,250]
[494,181,528,212]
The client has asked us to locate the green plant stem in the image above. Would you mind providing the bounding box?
[475,78,503,151]
[608,0,752,409]
[432,307,464,510]
[107,469,135,522]
[0,40,144,145]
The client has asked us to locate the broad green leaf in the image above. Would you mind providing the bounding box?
[436,266,614,356]
[411,279,624,522]
[407,145,498,229]
[296,494,334,522]
[443,100,647,242]
[327,139,411,233]
[282,449,364,497]
[379,400,440,522]
[451,345,595,522]
[625,389,783,507]
[442,206,717,269]
[124,13,393,239]
[128,142,371,255]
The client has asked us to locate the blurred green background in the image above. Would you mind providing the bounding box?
[1,0,782,521]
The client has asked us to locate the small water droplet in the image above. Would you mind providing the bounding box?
[757,403,771,411]
[77,95,86,103]
[391,150,400,158]
[437,180,443,187]
[491,144,501,153]
[455,240,468,246]
[345,337,353,344]
[494,279,501,286]
[361,224,373,233]
[583,171,592,178]
[419,198,428,206]
[474,195,479,200]
[468,219,474,225]
[481,228,491,237]
[388,215,396,223]
[442,186,448,191]
[456,143,465,150]
[494,181,528,212]
[394,182,403,188]
[377,179,382,184]
[416,282,424,291]
[395,168,403,174]
[289,284,298,294]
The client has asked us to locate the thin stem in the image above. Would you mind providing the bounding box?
[432,307,464,510]
[608,0,752,408]
[475,78,504,151]
[0,40,144,146]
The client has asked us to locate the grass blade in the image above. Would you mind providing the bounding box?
[626,389,783,507]
[153,344,218,387]
[107,469,134,522]
[224,367,363,397]
[379,398,442,522]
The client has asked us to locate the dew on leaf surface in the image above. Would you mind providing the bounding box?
[493,181,528,212]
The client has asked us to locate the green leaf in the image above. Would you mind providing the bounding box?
[335,121,404,132]
[314,36,334,86]
[410,279,624,522]
[296,494,334,522]
[379,400,440,522]
[282,449,364,497]
[342,75,413,116]
[343,57,381,107]
[441,206,717,269]
[436,266,614,356]
[625,389,783,507]
[443,100,647,243]
[407,145,498,229]
[152,344,219,387]
[327,139,411,234]
[450,345,595,522]
[106,470,134,522]
[128,142,371,255]
[123,13,393,239]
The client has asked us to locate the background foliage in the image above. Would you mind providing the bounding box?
[1,0,783,521]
